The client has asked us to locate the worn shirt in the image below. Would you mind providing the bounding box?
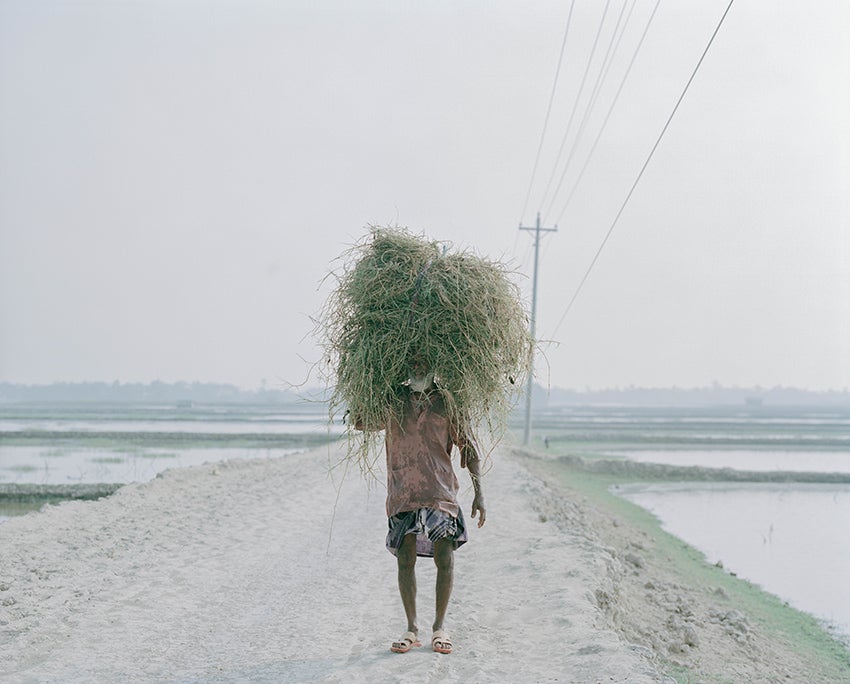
[384,389,467,518]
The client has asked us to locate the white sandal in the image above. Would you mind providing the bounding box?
[390,630,421,653]
[431,629,452,654]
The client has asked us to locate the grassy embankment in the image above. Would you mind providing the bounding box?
[518,445,850,682]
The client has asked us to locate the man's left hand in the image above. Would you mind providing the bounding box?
[471,493,486,528]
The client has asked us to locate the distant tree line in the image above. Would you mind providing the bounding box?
[533,384,850,407]
[0,381,310,404]
[1,381,847,407]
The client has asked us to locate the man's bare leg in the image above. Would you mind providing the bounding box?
[397,533,418,635]
[432,538,454,632]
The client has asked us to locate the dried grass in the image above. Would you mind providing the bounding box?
[316,225,532,472]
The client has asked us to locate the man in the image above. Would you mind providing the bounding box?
[358,355,485,655]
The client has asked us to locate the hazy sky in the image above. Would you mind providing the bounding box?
[1,1,848,391]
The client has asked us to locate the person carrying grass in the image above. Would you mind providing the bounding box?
[321,227,530,654]
[357,354,485,655]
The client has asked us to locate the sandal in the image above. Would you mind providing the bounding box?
[390,631,421,653]
[432,629,452,654]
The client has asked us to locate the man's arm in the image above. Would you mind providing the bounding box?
[461,442,486,528]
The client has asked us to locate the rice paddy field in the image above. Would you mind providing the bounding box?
[3,399,848,489]
[0,402,343,499]
[514,403,850,457]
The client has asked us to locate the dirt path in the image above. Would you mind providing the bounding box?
[1,444,669,683]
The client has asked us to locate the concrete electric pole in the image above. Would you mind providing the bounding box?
[519,212,557,446]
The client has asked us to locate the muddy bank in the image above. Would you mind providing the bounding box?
[0,483,122,503]
[0,430,338,449]
[554,452,850,484]
[518,448,850,682]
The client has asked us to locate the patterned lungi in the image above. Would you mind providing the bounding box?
[386,506,468,558]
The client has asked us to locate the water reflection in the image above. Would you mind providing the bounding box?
[0,446,306,485]
[616,481,850,642]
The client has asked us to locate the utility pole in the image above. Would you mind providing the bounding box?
[519,212,557,446]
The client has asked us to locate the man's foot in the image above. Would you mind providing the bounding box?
[431,629,452,654]
[390,631,421,653]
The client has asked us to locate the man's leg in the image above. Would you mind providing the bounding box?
[397,533,418,634]
[432,538,454,632]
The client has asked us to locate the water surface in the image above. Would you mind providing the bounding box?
[617,481,850,643]
[605,449,850,473]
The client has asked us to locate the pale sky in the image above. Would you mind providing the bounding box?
[1,0,848,392]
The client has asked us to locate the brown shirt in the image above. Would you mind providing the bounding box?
[384,389,467,518]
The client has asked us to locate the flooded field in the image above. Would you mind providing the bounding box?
[0,402,343,505]
[618,481,850,643]
[522,404,850,453]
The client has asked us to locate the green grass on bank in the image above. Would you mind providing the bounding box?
[519,451,850,683]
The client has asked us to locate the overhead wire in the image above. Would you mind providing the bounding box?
[539,0,637,266]
[518,0,576,226]
[554,0,661,225]
[543,0,633,222]
[537,0,612,215]
[548,0,736,340]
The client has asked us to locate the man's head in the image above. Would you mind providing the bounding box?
[406,354,435,393]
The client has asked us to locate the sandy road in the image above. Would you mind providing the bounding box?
[0,444,667,683]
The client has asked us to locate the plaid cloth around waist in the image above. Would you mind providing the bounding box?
[386,507,468,558]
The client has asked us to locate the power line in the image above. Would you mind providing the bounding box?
[538,0,612,215]
[518,0,576,224]
[554,0,661,225]
[549,0,736,339]
[543,0,633,221]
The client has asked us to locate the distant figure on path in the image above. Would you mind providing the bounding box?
[357,355,485,655]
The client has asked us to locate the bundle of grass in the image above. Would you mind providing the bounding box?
[317,225,532,472]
